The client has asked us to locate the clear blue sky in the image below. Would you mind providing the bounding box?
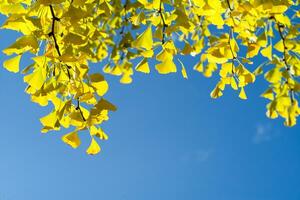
[0,15,300,200]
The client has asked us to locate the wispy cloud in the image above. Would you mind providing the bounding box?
[253,123,280,144]
[195,149,211,162]
[179,149,213,163]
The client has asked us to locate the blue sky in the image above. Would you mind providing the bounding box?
[0,15,300,200]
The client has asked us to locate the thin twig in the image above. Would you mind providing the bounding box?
[49,5,61,56]
[159,1,167,44]
[275,22,295,102]
[76,99,86,121]
[226,0,233,11]
[276,23,290,71]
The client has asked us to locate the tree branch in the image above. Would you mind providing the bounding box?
[159,1,167,44]
[226,2,238,75]
[76,99,86,121]
[48,5,61,57]
[226,0,233,11]
[276,23,290,71]
[275,22,295,102]
[228,28,236,60]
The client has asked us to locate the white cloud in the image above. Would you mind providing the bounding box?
[253,123,279,144]
[195,149,211,162]
[179,149,213,163]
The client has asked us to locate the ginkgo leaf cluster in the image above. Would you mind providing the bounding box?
[0,0,299,155]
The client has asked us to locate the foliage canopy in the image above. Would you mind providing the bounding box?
[0,0,299,154]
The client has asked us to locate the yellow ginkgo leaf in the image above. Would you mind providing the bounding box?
[274,41,284,52]
[253,65,264,76]
[239,87,247,100]
[155,59,177,74]
[156,48,173,62]
[90,126,108,140]
[141,49,154,58]
[275,14,291,27]
[270,5,288,14]
[62,131,81,149]
[203,63,218,78]
[86,138,101,155]
[31,94,48,107]
[284,101,299,127]
[23,66,46,90]
[90,126,98,136]
[178,59,188,79]
[265,68,282,83]
[135,59,150,74]
[94,98,117,111]
[260,45,272,60]
[3,55,22,73]
[210,85,223,99]
[267,26,274,37]
[193,61,203,72]
[40,111,60,133]
[257,31,267,47]
[3,35,39,55]
[109,65,122,76]
[120,74,132,84]
[230,78,238,90]
[97,129,109,140]
[261,88,274,100]
[0,4,27,15]
[219,63,232,78]
[182,42,192,55]
[209,13,224,27]
[90,73,109,96]
[132,25,153,50]
[206,51,228,64]
[246,44,260,58]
